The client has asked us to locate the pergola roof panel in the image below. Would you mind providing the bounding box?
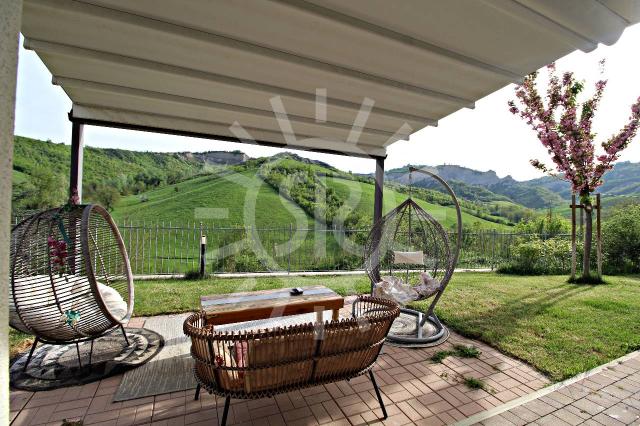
[21,0,639,158]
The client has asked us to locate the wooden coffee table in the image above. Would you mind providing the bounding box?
[200,285,344,326]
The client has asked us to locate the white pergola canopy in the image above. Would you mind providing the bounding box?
[22,0,640,158]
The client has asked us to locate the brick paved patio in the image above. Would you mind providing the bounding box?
[10,313,550,426]
[469,351,640,426]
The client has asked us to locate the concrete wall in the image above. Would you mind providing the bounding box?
[1,0,22,422]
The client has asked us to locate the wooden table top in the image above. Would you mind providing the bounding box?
[200,285,344,325]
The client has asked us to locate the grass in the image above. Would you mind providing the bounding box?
[462,377,487,390]
[132,275,372,317]
[111,170,313,227]
[413,273,640,381]
[9,273,640,382]
[431,344,481,363]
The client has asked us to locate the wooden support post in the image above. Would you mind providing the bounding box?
[570,194,577,280]
[596,193,602,279]
[69,121,84,203]
[371,157,385,291]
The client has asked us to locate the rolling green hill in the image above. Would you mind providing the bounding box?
[326,177,512,230]
[12,136,208,211]
[111,170,313,228]
[108,156,511,230]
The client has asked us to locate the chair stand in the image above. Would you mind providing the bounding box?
[386,307,447,346]
[23,338,40,372]
[209,373,385,426]
[369,370,388,419]
[21,325,130,372]
[194,383,201,401]
[120,324,130,346]
[216,395,231,426]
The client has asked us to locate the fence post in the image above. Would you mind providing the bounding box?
[491,230,496,271]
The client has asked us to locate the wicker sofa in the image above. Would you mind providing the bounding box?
[184,296,400,425]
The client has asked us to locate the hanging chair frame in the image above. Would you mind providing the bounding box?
[10,204,134,370]
[362,166,462,345]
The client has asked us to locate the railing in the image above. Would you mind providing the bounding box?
[12,214,573,275]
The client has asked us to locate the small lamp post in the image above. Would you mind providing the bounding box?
[199,233,207,278]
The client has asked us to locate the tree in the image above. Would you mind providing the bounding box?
[508,62,640,281]
[94,185,121,211]
[19,167,66,209]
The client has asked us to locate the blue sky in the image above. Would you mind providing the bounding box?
[14,24,640,180]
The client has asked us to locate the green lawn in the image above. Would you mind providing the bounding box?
[10,273,640,382]
[413,273,640,381]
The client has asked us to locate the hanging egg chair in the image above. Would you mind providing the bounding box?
[362,166,462,346]
[10,204,134,369]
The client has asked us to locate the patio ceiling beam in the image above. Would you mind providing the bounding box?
[36,0,475,108]
[25,39,438,128]
[69,105,388,159]
[271,0,522,82]
[54,77,407,140]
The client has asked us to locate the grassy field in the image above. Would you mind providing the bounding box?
[10,273,640,381]
[327,177,511,231]
[111,170,313,227]
[111,170,511,231]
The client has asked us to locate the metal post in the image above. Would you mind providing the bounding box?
[69,121,84,202]
[199,223,207,278]
[371,157,385,290]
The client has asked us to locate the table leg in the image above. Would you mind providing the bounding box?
[332,309,340,321]
[316,310,324,323]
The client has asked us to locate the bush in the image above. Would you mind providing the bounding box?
[603,205,640,273]
[93,185,121,211]
[498,237,571,275]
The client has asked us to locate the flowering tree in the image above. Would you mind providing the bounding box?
[508,62,640,280]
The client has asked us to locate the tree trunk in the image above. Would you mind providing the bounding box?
[582,193,593,280]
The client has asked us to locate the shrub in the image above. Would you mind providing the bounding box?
[498,237,570,275]
[603,204,640,273]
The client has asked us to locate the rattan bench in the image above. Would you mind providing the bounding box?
[184,296,400,425]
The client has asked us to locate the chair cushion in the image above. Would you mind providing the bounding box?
[413,272,441,298]
[372,275,418,305]
[97,283,128,321]
[393,250,424,265]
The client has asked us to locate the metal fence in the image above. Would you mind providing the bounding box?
[12,214,574,275]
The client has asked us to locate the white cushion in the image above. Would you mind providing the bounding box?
[98,283,128,321]
[393,251,424,265]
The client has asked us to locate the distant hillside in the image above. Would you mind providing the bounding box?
[111,154,510,230]
[12,136,209,211]
[382,163,639,209]
[530,161,640,199]
[179,150,249,166]
[385,165,562,209]
[13,136,639,228]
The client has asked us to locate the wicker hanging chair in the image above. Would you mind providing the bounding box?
[363,167,462,346]
[10,204,134,369]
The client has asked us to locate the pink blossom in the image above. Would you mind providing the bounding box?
[509,64,640,195]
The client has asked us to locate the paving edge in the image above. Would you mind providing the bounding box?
[455,349,640,426]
